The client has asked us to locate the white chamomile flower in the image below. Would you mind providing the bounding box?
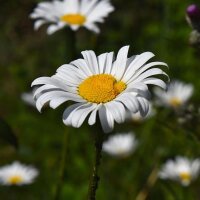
[32,46,168,133]
[0,162,39,186]
[30,0,114,34]
[154,80,193,108]
[21,91,36,107]
[159,156,200,186]
[126,102,155,122]
[103,132,138,157]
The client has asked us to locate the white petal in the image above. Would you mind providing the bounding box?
[36,91,68,112]
[33,84,58,98]
[34,20,47,30]
[81,50,99,74]
[63,103,94,127]
[105,101,126,123]
[32,76,72,91]
[98,105,113,133]
[104,52,114,74]
[88,104,101,125]
[84,23,100,33]
[80,0,98,15]
[49,93,85,109]
[71,59,93,76]
[123,52,155,82]
[86,0,114,23]
[98,53,107,74]
[143,78,167,89]
[126,61,168,84]
[116,93,139,113]
[133,68,168,83]
[112,46,129,80]
[137,97,149,117]
[71,104,96,127]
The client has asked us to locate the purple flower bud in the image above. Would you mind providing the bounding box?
[186,4,200,32]
[187,4,200,19]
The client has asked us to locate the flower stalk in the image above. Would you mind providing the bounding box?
[88,127,105,200]
[53,131,68,200]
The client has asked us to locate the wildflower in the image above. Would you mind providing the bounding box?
[0,162,38,186]
[103,133,138,157]
[32,46,168,133]
[159,156,200,186]
[186,4,200,32]
[154,80,193,109]
[30,0,114,34]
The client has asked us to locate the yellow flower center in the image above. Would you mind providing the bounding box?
[179,172,191,182]
[169,97,182,107]
[60,14,86,25]
[78,74,126,103]
[8,175,23,185]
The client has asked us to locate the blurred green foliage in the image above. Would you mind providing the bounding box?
[1,0,200,199]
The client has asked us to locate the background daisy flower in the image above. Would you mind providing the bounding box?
[32,46,168,133]
[154,80,193,108]
[103,132,138,157]
[21,91,36,107]
[159,156,200,186]
[30,0,114,34]
[0,162,39,186]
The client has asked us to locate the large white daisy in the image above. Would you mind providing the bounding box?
[103,132,138,157]
[32,46,168,133]
[159,156,200,186]
[0,161,38,186]
[154,80,193,108]
[30,0,114,34]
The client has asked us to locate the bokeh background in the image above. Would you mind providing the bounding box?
[1,0,200,199]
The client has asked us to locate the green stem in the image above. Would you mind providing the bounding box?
[88,130,104,200]
[53,131,68,200]
[66,29,77,60]
[135,167,158,200]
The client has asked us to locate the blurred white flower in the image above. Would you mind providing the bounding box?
[126,103,155,122]
[32,46,168,133]
[30,0,114,34]
[159,156,200,186]
[0,162,39,186]
[21,92,35,107]
[103,133,138,157]
[154,80,193,108]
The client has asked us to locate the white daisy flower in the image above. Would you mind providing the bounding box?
[154,80,193,108]
[126,102,155,122]
[103,132,138,157]
[21,91,36,107]
[0,162,39,186]
[30,0,114,34]
[159,156,200,186]
[32,46,168,133]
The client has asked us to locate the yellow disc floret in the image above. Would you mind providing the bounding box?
[78,74,126,103]
[169,97,182,107]
[8,175,23,185]
[60,14,86,25]
[179,172,191,182]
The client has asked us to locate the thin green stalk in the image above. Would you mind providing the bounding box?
[65,29,77,61]
[135,167,158,200]
[53,131,68,200]
[88,129,104,200]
